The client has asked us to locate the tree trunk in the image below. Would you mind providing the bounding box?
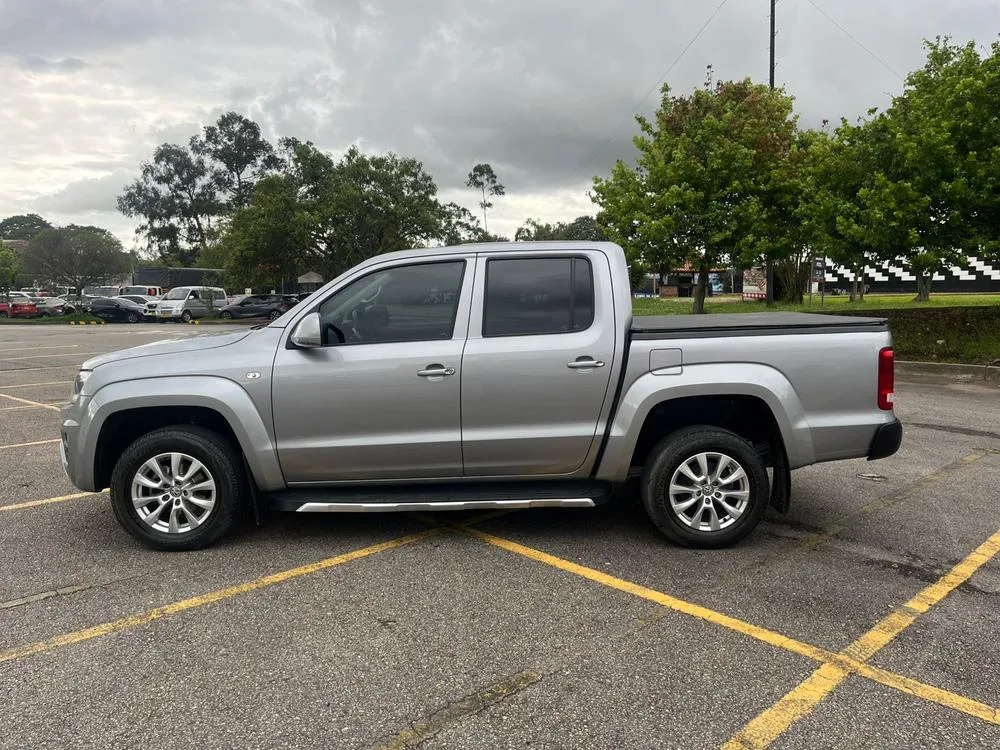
[850,263,862,303]
[692,259,710,314]
[915,273,932,302]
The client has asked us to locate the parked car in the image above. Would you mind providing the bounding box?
[60,241,902,551]
[116,294,158,317]
[150,286,228,322]
[88,296,147,324]
[218,294,298,321]
[121,285,164,297]
[0,299,39,318]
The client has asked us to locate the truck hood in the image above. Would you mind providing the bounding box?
[82,329,256,370]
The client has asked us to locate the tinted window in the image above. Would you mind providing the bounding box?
[483,257,594,337]
[318,261,465,346]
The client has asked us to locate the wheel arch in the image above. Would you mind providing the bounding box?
[595,363,815,483]
[85,376,285,492]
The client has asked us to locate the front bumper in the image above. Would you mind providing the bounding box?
[867,418,903,461]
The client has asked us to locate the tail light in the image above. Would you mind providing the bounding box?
[877,347,894,410]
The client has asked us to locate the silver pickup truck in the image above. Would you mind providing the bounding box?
[60,241,902,551]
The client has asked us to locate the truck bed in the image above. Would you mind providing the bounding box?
[630,312,889,339]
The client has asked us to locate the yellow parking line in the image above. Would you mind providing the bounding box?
[0,438,60,451]
[1,345,80,353]
[3,352,103,361]
[0,380,71,390]
[0,405,46,412]
[0,393,60,411]
[0,490,107,512]
[0,529,439,665]
[723,527,1000,749]
[460,526,1000,730]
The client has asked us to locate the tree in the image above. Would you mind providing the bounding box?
[118,112,279,265]
[593,78,797,313]
[117,143,218,265]
[874,37,1000,301]
[440,202,509,244]
[22,226,131,295]
[0,214,51,240]
[514,215,608,242]
[191,112,281,210]
[221,139,451,283]
[221,174,311,291]
[466,163,505,233]
[0,243,21,292]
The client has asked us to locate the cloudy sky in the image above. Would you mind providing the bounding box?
[1,0,996,248]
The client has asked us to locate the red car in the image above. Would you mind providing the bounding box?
[0,300,39,318]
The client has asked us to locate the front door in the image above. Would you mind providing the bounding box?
[461,252,618,477]
[272,257,471,483]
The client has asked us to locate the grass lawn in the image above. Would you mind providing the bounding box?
[631,293,1000,316]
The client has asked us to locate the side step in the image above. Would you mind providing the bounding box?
[268,480,612,513]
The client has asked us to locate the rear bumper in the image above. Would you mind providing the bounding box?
[867,418,902,461]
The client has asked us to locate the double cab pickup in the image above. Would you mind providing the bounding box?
[60,241,902,550]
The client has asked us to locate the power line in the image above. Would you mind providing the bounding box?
[804,0,904,81]
[579,0,734,175]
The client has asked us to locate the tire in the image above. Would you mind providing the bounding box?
[220,311,233,319]
[640,426,769,549]
[110,426,246,551]
[181,310,192,323]
[0,311,7,319]
[268,309,281,321]
[127,312,139,323]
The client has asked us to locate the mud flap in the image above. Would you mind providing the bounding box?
[769,441,791,513]
[242,456,268,526]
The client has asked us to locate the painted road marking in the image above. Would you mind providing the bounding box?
[459,526,1000,730]
[0,405,48,412]
[0,529,439,665]
[0,438,60,451]
[3,352,106,361]
[0,490,107,512]
[1,345,80,354]
[722,527,1000,749]
[0,380,72,390]
[0,393,60,411]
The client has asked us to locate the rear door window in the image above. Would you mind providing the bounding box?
[483,257,594,337]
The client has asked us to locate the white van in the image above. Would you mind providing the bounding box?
[151,286,228,322]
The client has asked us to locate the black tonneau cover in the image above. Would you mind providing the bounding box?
[630,312,889,339]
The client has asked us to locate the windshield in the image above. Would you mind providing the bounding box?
[163,288,189,300]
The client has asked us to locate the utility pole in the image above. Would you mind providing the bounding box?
[765,0,777,305]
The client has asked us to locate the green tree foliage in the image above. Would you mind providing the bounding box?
[593,79,796,313]
[118,112,279,265]
[192,112,281,209]
[466,163,505,233]
[223,139,449,285]
[871,37,1000,301]
[22,226,131,295]
[514,215,608,242]
[0,213,51,240]
[0,243,21,291]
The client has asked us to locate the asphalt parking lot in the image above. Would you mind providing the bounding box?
[1,323,998,750]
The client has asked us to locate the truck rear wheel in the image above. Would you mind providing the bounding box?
[109,426,246,551]
[640,427,768,548]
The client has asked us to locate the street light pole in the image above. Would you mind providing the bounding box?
[765,0,777,305]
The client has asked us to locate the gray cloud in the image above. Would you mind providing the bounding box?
[18,56,90,73]
[1,0,997,243]
[32,169,135,213]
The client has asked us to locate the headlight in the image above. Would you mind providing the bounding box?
[173,303,184,312]
[73,370,92,398]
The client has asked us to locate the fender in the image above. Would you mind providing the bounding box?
[80,376,286,492]
[594,362,816,483]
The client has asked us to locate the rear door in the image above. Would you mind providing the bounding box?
[460,251,618,477]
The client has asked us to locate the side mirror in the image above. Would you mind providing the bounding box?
[289,312,322,348]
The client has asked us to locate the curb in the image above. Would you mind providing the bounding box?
[897,360,1000,387]
[68,321,105,325]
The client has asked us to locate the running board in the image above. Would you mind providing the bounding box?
[268,480,611,513]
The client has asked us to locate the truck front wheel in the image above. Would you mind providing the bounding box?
[109,426,246,551]
[640,427,768,549]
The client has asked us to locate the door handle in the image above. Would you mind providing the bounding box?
[417,366,456,377]
[567,358,605,369]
